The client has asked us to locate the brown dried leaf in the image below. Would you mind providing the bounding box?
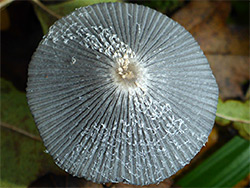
[172,1,248,55]
[208,55,250,100]
[172,1,249,99]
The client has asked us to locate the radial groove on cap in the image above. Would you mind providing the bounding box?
[27,2,218,185]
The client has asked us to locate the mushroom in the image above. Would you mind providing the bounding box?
[27,2,218,185]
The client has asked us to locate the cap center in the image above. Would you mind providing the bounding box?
[113,52,142,89]
[117,58,136,81]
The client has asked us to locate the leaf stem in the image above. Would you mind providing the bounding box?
[1,122,42,141]
[0,0,14,9]
[216,113,250,124]
[31,0,61,19]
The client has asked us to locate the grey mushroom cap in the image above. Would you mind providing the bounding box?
[27,2,218,186]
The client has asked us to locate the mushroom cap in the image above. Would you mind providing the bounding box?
[27,2,218,185]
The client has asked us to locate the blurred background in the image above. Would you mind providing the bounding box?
[1,0,249,187]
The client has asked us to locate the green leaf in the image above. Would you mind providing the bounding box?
[0,78,61,187]
[177,136,250,187]
[234,122,250,140]
[216,98,250,139]
[33,0,119,34]
[216,98,250,124]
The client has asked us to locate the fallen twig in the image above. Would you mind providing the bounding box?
[1,121,42,141]
[31,0,62,19]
